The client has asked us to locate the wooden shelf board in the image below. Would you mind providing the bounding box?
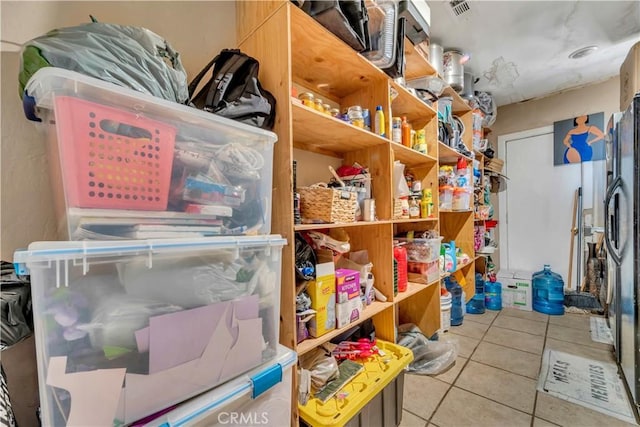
[395,279,439,303]
[474,150,485,159]
[297,301,393,355]
[440,259,475,279]
[390,141,437,168]
[440,209,474,214]
[441,86,471,114]
[290,6,387,100]
[294,220,391,231]
[292,103,387,155]
[438,141,473,163]
[404,37,438,80]
[390,81,436,126]
[392,217,438,224]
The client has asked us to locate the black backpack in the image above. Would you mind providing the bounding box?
[188,49,276,130]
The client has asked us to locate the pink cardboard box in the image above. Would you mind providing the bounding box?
[335,269,360,303]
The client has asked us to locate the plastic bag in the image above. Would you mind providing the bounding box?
[393,161,410,198]
[299,347,339,391]
[20,20,189,103]
[397,324,458,375]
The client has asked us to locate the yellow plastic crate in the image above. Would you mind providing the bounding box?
[299,340,414,427]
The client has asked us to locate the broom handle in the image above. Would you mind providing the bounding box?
[568,189,578,291]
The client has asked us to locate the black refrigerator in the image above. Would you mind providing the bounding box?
[605,92,640,410]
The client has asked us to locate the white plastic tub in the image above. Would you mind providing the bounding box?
[23,68,277,239]
[13,235,285,426]
[141,346,297,427]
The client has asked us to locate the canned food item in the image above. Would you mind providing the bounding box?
[299,92,315,108]
[392,117,402,144]
[348,106,365,128]
[414,129,427,154]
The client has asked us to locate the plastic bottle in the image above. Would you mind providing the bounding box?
[532,265,565,315]
[394,244,408,292]
[441,241,457,272]
[444,277,464,326]
[466,273,486,314]
[374,105,386,137]
[485,281,502,310]
[401,116,412,147]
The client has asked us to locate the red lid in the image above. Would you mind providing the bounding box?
[457,156,468,170]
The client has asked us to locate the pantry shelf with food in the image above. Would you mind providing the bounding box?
[237,1,480,423]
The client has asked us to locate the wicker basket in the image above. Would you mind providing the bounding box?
[299,186,358,223]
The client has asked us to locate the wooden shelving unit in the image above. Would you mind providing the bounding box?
[237,1,480,423]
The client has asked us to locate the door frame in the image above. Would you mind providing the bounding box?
[497,125,553,271]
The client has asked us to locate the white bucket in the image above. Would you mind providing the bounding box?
[440,291,452,333]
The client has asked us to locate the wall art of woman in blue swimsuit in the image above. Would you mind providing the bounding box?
[562,115,605,163]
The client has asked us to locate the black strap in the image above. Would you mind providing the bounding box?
[187,53,220,97]
[208,54,250,108]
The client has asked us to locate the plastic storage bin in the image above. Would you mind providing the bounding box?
[141,346,296,426]
[452,187,471,210]
[299,340,413,427]
[23,68,277,239]
[13,236,286,426]
[439,185,453,209]
[397,237,442,284]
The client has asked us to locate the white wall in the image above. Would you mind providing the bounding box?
[0,1,236,259]
[490,76,621,270]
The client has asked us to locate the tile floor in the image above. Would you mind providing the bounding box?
[400,308,639,427]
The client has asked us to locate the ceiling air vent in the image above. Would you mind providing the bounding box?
[449,0,471,17]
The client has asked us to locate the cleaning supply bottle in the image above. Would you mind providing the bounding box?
[374,105,386,137]
[401,116,412,147]
[440,241,457,272]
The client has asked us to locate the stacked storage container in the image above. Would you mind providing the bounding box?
[17,68,290,426]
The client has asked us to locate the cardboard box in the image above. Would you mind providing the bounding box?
[336,297,363,328]
[308,262,336,338]
[497,270,533,311]
[335,268,360,303]
[620,41,640,111]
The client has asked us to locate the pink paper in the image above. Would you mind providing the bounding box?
[147,302,229,374]
[46,356,125,426]
[135,327,149,353]
[220,317,263,382]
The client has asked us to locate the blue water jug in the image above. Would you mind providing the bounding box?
[484,281,502,310]
[532,265,565,315]
[444,277,464,326]
[467,273,486,314]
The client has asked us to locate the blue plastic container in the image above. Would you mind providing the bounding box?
[466,273,486,314]
[484,281,502,310]
[532,265,565,315]
[444,277,464,326]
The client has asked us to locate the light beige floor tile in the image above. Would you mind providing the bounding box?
[535,392,637,426]
[403,373,450,420]
[455,360,537,413]
[472,341,542,379]
[545,337,616,363]
[493,315,548,336]
[548,313,593,330]
[399,410,428,427]
[547,323,613,351]
[465,309,499,325]
[433,356,467,384]
[533,417,560,426]
[449,320,490,339]
[444,332,480,358]
[484,326,546,355]
[431,387,531,427]
[499,307,549,323]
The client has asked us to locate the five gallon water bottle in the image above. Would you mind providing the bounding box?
[466,273,486,314]
[484,281,502,310]
[532,265,565,315]
[444,277,464,326]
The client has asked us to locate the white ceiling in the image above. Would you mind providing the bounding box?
[427,1,640,106]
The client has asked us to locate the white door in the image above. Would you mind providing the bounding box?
[499,127,588,287]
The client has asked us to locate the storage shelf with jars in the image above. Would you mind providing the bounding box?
[237,1,480,423]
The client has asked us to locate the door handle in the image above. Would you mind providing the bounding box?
[604,175,622,265]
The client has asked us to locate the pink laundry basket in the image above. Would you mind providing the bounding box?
[53,96,176,210]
